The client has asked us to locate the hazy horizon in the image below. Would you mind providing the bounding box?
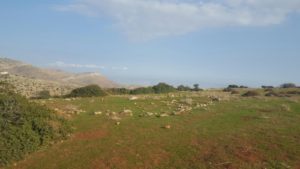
[1,1,300,87]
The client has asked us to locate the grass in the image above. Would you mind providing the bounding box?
[4,91,300,169]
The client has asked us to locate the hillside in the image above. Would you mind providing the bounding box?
[0,58,119,97]
[0,74,75,98]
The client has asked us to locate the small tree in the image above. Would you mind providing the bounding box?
[262,86,274,89]
[67,85,107,98]
[152,83,176,94]
[177,85,191,91]
[280,83,296,88]
[193,84,200,91]
[242,91,260,97]
[227,84,239,88]
[37,90,51,99]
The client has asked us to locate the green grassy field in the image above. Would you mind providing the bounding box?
[5,90,300,169]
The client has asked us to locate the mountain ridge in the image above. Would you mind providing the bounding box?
[0,57,119,88]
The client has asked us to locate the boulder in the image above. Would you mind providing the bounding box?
[129,96,139,101]
[94,111,102,115]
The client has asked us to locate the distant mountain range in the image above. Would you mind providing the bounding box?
[0,57,119,97]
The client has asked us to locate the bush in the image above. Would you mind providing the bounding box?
[0,84,71,166]
[130,87,154,95]
[280,83,297,88]
[177,85,192,91]
[224,85,248,91]
[231,90,240,94]
[242,91,260,97]
[152,83,176,94]
[286,91,300,95]
[262,86,274,89]
[193,84,203,91]
[105,83,176,95]
[223,88,234,92]
[106,88,130,95]
[36,90,51,99]
[66,85,107,98]
[265,91,280,97]
[228,84,239,88]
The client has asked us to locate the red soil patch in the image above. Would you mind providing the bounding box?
[233,144,262,163]
[91,156,128,169]
[74,129,107,140]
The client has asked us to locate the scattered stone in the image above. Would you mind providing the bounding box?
[146,112,154,116]
[129,96,139,101]
[280,104,291,112]
[163,125,171,129]
[110,115,122,121]
[210,96,221,102]
[121,109,133,116]
[116,122,121,125]
[158,113,169,117]
[94,111,102,115]
[171,111,182,116]
[181,98,193,105]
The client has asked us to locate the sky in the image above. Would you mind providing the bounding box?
[0,0,300,87]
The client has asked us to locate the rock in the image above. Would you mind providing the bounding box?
[116,122,121,125]
[210,96,221,102]
[123,109,132,113]
[94,111,102,115]
[146,112,154,116]
[171,111,181,116]
[110,115,122,121]
[121,109,133,116]
[163,125,171,129]
[280,104,291,112]
[158,113,169,117]
[129,96,139,101]
[181,98,193,105]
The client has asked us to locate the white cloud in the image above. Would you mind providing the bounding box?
[50,61,105,69]
[112,66,129,70]
[50,61,129,71]
[55,0,300,40]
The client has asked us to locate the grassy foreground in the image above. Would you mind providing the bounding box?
[5,91,300,169]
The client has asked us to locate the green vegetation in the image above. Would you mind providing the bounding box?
[66,85,107,98]
[280,83,297,88]
[0,83,71,167]
[242,90,260,97]
[177,85,192,91]
[36,90,51,99]
[152,82,176,93]
[106,82,178,95]
[130,87,154,94]
[4,88,300,169]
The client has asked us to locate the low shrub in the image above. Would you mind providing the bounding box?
[231,90,240,94]
[280,83,297,88]
[265,91,280,97]
[242,91,260,97]
[36,90,51,99]
[152,83,176,94]
[66,85,107,98]
[286,91,300,95]
[0,84,71,166]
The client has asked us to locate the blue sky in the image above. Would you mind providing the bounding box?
[0,0,300,87]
